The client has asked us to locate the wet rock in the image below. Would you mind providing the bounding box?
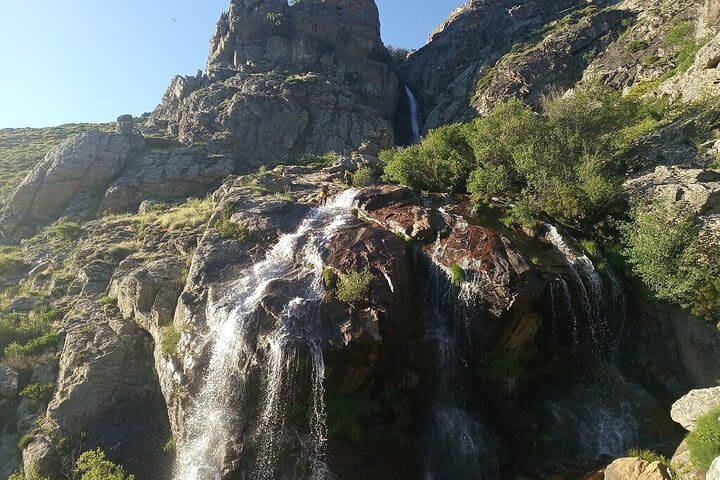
[604,457,672,480]
[671,386,720,431]
[356,185,436,241]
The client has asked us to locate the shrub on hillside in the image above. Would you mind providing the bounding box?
[19,382,55,403]
[74,448,135,480]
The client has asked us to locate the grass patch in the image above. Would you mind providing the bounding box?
[0,247,27,276]
[214,203,252,241]
[160,325,181,357]
[352,167,374,188]
[156,197,213,231]
[4,333,58,357]
[450,264,465,287]
[686,405,720,471]
[107,241,140,260]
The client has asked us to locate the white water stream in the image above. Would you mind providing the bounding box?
[174,189,357,480]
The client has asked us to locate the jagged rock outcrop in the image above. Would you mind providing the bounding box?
[475,8,632,114]
[625,166,720,215]
[150,0,399,166]
[404,0,585,129]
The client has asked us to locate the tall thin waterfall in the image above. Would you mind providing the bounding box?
[422,238,499,480]
[174,189,358,480]
[405,85,421,144]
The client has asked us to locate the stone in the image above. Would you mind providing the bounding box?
[0,366,19,398]
[708,457,720,480]
[116,114,134,135]
[671,386,720,430]
[671,439,705,480]
[22,435,56,477]
[624,166,720,215]
[604,457,672,480]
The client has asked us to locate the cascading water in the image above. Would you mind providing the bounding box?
[174,189,358,480]
[543,224,625,360]
[405,85,422,144]
[422,237,499,480]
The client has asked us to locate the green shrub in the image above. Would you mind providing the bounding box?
[8,464,48,480]
[352,167,374,187]
[581,239,600,258]
[17,433,36,450]
[686,405,720,470]
[450,265,465,287]
[163,438,176,453]
[627,448,671,467]
[160,325,181,357]
[4,333,58,357]
[0,312,54,355]
[467,164,511,203]
[336,268,373,303]
[19,383,55,403]
[45,220,84,242]
[626,40,649,53]
[74,448,135,480]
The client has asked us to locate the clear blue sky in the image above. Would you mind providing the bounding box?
[0,0,464,128]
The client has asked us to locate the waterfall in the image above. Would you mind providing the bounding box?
[405,85,421,144]
[543,224,624,360]
[174,189,358,480]
[422,238,499,480]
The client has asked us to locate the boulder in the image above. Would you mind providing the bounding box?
[671,439,705,480]
[671,386,720,431]
[116,114,134,135]
[624,166,720,215]
[604,457,672,480]
[22,435,56,477]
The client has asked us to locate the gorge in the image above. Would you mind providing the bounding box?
[1,0,720,479]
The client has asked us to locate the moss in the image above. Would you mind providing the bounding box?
[323,267,337,290]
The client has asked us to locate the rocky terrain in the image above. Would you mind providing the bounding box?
[1,0,720,479]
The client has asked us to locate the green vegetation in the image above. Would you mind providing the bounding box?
[160,325,181,357]
[620,202,720,321]
[382,85,662,231]
[8,464,48,480]
[0,123,113,202]
[215,203,251,241]
[686,405,720,471]
[352,167,374,188]
[626,40,649,54]
[0,247,27,276]
[5,333,59,357]
[450,264,465,287]
[666,21,702,75]
[156,197,213,231]
[483,354,527,395]
[336,268,373,302]
[107,241,140,260]
[323,267,337,290]
[626,448,672,469]
[0,309,57,358]
[74,448,136,480]
[19,382,55,403]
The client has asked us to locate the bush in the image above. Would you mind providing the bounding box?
[160,325,181,357]
[74,448,135,480]
[323,268,337,290]
[450,265,465,287]
[352,167,374,188]
[626,448,671,467]
[336,268,373,302]
[0,312,55,355]
[381,123,474,193]
[19,383,55,403]
[467,164,511,204]
[8,464,48,480]
[686,405,720,470]
[4,333,58,357]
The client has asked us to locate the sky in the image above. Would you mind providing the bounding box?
[0,0,465,128]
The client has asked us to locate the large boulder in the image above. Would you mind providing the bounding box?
[0,366,18,398]
[671,386,720,431]
[604,457,672,480]
[708,457,720,480]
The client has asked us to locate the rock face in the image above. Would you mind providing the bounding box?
[403,0,585,129]
[604,457,672,480]
[0,131,137,238]
[625,167,720,215]
[671,386,720,431]
[708,457,720,480]
[150,0,399,166]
